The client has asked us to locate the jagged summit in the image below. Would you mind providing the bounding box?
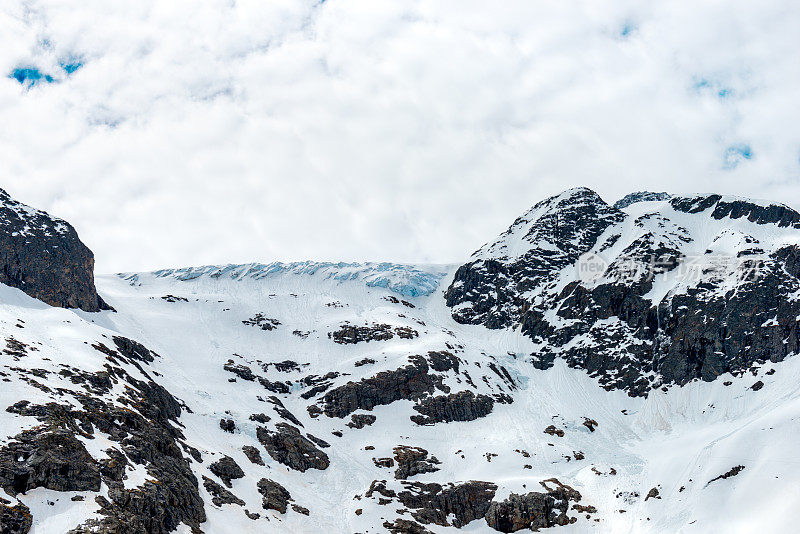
[474,187,624,261]
[447,187,800,394]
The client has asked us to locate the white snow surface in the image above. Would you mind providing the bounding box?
[1,258,798,533]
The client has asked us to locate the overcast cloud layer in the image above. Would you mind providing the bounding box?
[1,1,799,273]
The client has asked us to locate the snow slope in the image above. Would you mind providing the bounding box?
[2,191,800,533]
[3,263,794,532]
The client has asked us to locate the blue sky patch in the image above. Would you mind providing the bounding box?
[9,60,83,88]
[61,61,83,75]
[693,77,734,99]
[724,144,753,169]
[10,67,54,87]
[620,21,637,38]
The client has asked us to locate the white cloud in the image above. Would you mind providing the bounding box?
[0,0,798,272]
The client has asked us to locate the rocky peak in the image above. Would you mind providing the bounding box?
[0,188,108,311]
[475,187,624,261]
[445,188,625,327]
[446,187,800,396]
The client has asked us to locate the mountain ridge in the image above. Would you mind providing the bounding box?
[1,186,799,533]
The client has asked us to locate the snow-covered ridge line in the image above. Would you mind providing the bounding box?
[117,261,452,298]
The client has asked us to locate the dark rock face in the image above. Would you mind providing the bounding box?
[291,503,310,515]
[671,195,800,227]
[536,246,800,395]
[373,457,395,468]
[383,519,433,533]
[224,361,256,381]
[426,351,460,373]
[393,446,441,480]
[543,425,564,437]
[645,487,660,501]
[219,418,235,433]
[347,413,377,429]
[111,336,157,364]
[410,391,495,425]
[256,423,330,472]
[320,355,446,418]
[445,188,626,328]
[208,456,245,488]
[249,413,271,424]
[329,323,418,344]
[242,313,281,330]
[707,465,745,486]
[203,476,245,507]
[0,429,101,496]
[484,479,584,532]
[0,189,109,312]
[4,351,206,534]
[257,478,292,514]
[242,445,264,466]
[0,501,32,534]
[396,480,498,528]
[445,188,800,396]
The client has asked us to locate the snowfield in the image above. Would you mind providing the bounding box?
[3,259,797,533]
[3,189,800,533]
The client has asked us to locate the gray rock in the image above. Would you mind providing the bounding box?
[0,429,101,497]
[396,480,497,528]
[410,391,495,425]
[256,423,329,472]
[257,478,292,513]
[208,456,244,488]
[484,479,583,532]
[0,501,32,534]
[393,446,441,480]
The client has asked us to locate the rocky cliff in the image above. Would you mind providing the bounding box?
[0,189,108,312]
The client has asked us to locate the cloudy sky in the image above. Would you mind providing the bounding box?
[1,1,799,273]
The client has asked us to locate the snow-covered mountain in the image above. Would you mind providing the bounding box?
[2,187,800,534]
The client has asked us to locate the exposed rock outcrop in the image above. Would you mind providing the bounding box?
[393,446,441,480]
[4,354,206,533]
[707,465,745,486]
[242,445,264,466]
[0,188,109,311]
[410,391,495,425]
[0,429,101,496]
[208,456,245,488]
[383,518,432,533]
[257,478,292,514]
[242,314,281,331]
[396,480,498,528]
[0,501,32,534]
[203,476,245,507]
[256,423,330,472]
[320,355,447,418]
[347,413,377,429]
[329,323,418,344]
[484,479,584,532]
